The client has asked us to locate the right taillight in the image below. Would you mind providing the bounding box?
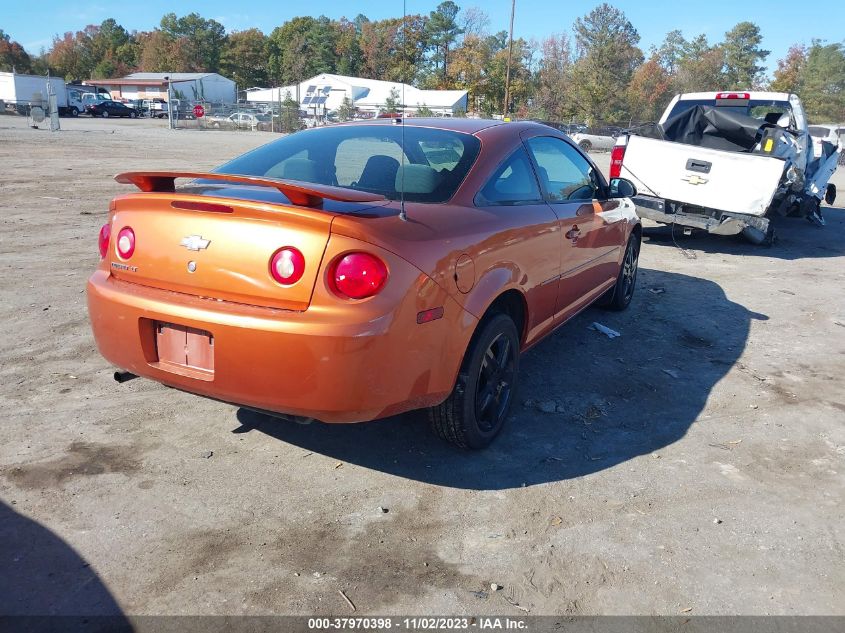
[330,252,388,299]
[98,223,110,259]
[610,145,625,179]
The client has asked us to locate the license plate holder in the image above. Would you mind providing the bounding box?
[155,322,214,374]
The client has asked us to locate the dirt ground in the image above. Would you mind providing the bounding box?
[0,116,843,618]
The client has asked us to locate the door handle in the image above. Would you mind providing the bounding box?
[565,225,581,241]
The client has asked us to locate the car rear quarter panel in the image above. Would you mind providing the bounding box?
[331,124,565,348]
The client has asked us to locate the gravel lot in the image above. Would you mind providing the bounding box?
[1,116,843,618]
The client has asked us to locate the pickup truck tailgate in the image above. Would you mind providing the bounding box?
[621,135,786,216]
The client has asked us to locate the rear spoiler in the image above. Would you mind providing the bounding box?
[114,171,385,208]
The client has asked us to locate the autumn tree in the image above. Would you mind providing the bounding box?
[770,44,807,93]
[359,16,427,84]
[267,16,338,85]
[722,21,769,89]
[159,12,226,72]
[89,19,135,78]
[534,33,572,121]
[627,57,672,123]
[673,35,725,93]
[47,30,95,80]
[137,30,177,73]
[0,30,33,73]
[334,18,363,77]
[570,3,643,124]
[221,29,268,88]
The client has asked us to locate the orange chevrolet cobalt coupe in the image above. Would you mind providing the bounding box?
[88,119,641,448]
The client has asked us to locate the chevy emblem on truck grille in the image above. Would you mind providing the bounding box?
[681,174,709,185]
[180,235,211,251]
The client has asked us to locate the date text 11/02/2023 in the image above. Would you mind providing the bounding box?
[307,617,528,630]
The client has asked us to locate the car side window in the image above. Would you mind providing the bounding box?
[526,136,600,202]
[475,147,543,206]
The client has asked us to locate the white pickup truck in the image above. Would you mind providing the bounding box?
[612,91,841,244]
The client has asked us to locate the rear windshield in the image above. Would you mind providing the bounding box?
[216,124,481,203]
[668,99,794,126]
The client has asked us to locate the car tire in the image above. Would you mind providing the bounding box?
[129,111,136,118]
[599,233,640,311]
[578,140,592,152]
[102,110,109,118]
[429,313,520,449]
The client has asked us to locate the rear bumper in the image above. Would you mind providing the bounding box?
[87,270,477,423]
[633,194,769,236]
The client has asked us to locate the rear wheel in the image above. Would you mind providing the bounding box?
[429,313,519,449]
[101,110,109,118]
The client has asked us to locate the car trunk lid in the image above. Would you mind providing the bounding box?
[107,172,387,311]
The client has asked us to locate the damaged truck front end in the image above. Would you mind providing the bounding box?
[615,92,840,245]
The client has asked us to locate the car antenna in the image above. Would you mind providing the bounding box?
[398,0,408,222]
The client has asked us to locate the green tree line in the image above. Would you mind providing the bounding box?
[1,3,843,122]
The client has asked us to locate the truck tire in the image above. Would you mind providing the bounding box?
[429,313,519,449]
[70,107,79,117]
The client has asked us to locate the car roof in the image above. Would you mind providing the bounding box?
[334,118,566,138]
[338,117,507,134]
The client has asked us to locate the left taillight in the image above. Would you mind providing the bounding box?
[98,223,110,259]
[610,145,625,179]
[116,227,135,259]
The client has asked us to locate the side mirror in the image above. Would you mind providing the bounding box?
[609,177,637,199]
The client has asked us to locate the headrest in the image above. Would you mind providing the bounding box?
[281,158,318,182]
[395,164,441,194]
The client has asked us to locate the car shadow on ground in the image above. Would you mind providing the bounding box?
[642,205,845,259]
[0,501,130,629]
[235,268,766,490]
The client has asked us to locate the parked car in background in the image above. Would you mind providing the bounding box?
[143,98,168,118]
[88,119,641,449]
[85,100,138,118]
[123,99,148,117]
[570,127,618,152]
[808,123,844,160]
[207,112,272,131]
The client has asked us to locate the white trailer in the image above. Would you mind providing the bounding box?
[0,72,90,117]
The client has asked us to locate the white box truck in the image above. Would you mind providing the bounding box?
[0,72,90,117]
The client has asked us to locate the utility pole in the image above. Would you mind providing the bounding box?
[502,0,516,119]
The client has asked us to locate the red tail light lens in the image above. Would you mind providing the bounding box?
[331,253,388,299]
[98,223,110,259]
[269,247,305,285]
[116,227,135,259]
[610,145,625,179]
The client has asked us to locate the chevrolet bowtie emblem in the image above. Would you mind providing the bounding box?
[180,235,211,251]
[682,174,709,185]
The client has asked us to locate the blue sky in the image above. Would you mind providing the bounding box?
[3,0,842,75]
